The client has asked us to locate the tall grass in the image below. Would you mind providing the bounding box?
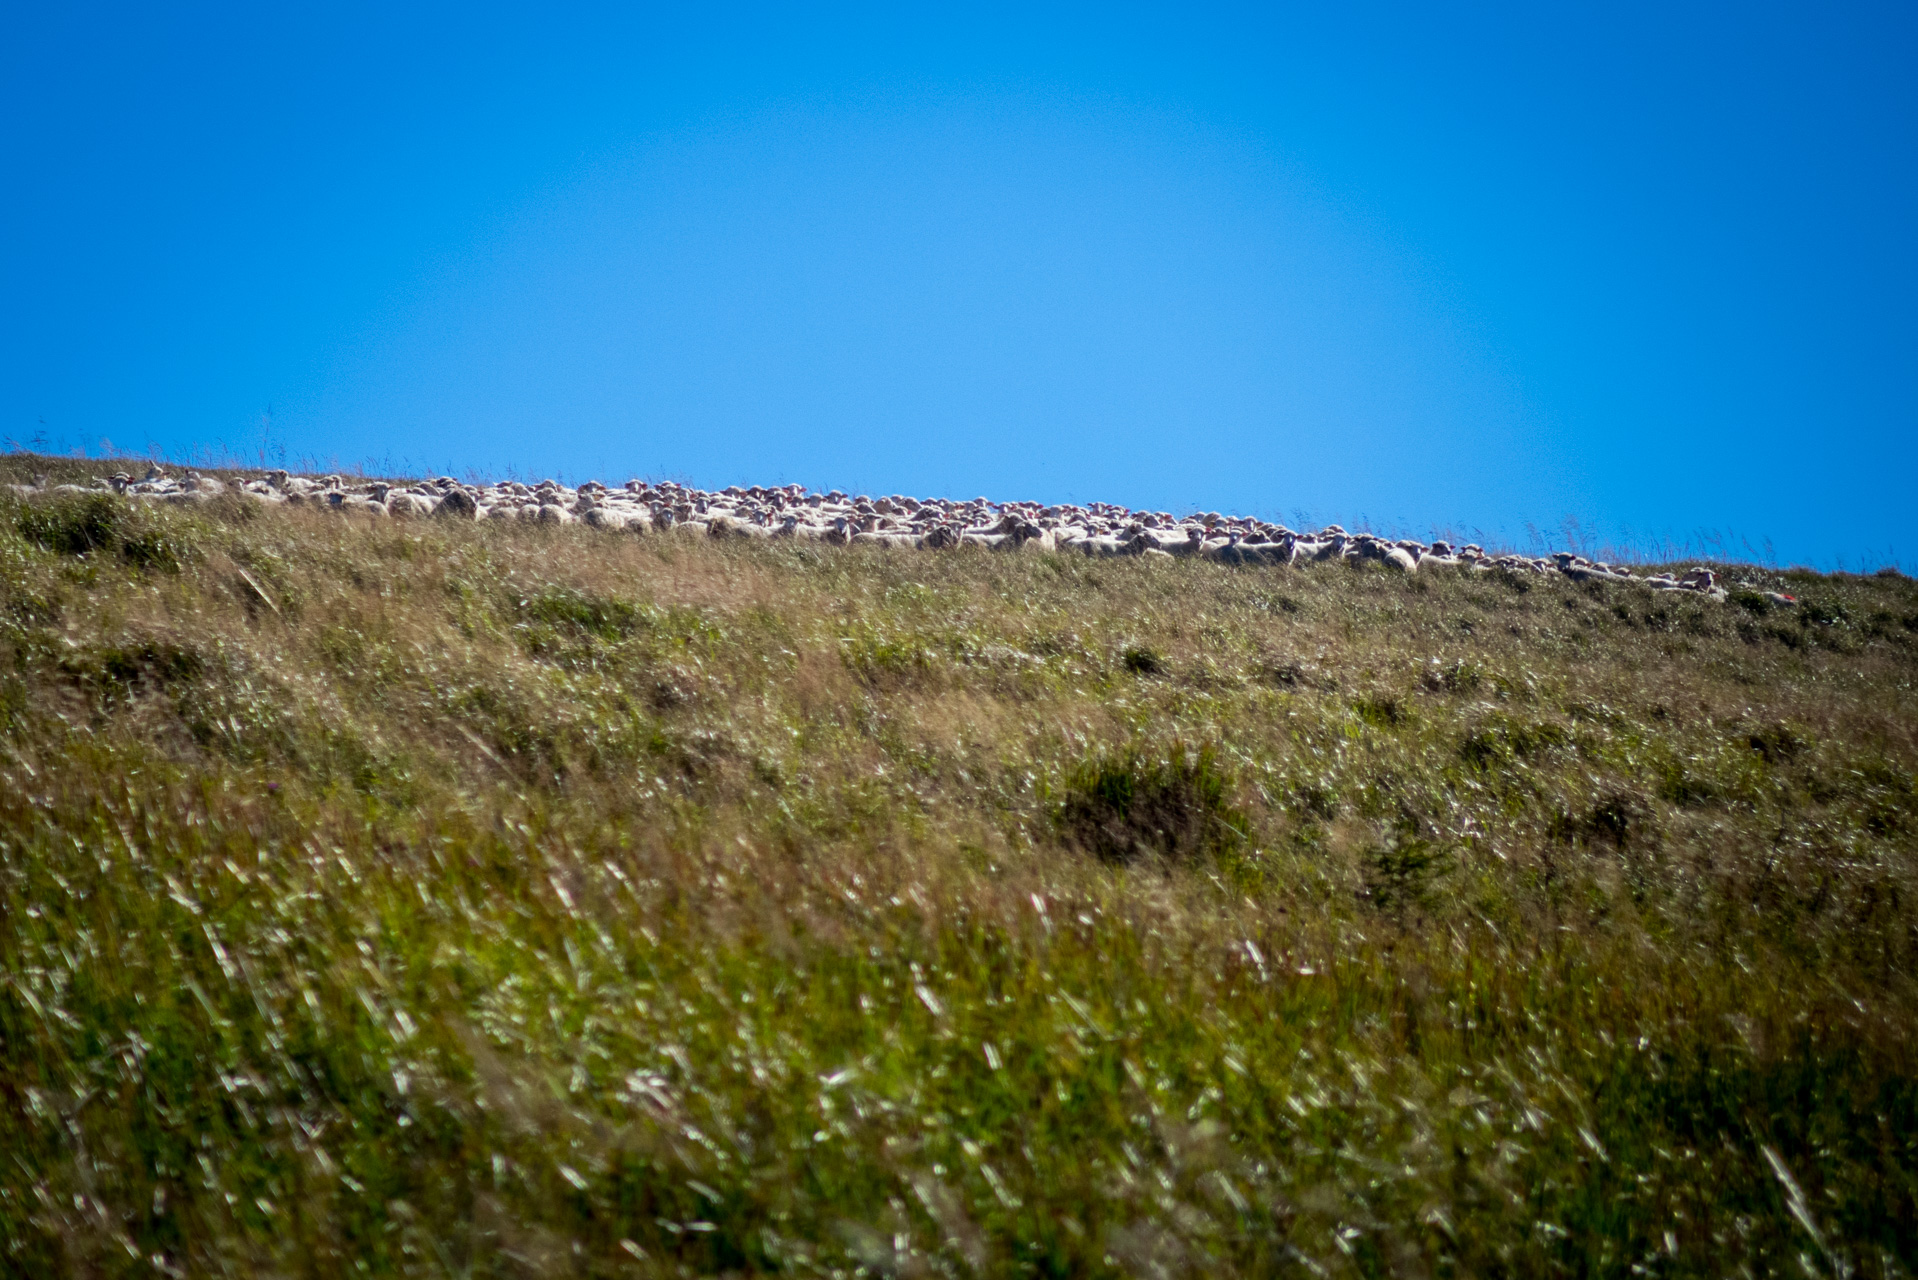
[1,473,1915,1276]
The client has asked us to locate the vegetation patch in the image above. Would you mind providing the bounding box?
[12,491,125,555]
[6,490,189,571]
[1550,792,1650,848]
[1747,721,1808,764]
[61,637,207,697]
[1362,827,1450,912]
[1458,713,1569,770]
[1054,743,1246,864]
[1354,692,1411,728]
[516,584,646,640]
[0,460,1916,1275]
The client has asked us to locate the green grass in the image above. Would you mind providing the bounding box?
[1,463,1916,1276]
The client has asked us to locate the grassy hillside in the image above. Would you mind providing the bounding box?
[2,460,1915,1277]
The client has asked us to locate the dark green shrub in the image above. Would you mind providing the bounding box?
[8,493,188,571]
[1550,793,1647,847]
[1459,715,1567,770]
[1355,693,1410,728]
[1799,598,1850,626]
[1263,659,1325,688]
[518,586,644,640]
[117,527,185,572]
[1421,659,1483,693]
[14,492,123,555]
[101,641,203,687]
[1747,723,1807,764]
[1365,830,1448,911]
[841,631,937,686]
[4,589,61,628]
[1657,760,1718,806]
[1056,744,1245,864]
[61,639,206,699]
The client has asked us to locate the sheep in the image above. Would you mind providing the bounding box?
[1205,536,1285,566]
[1560,562,1630,584]
[1074,534,1137,558]
[1290,538,1338,564]
[584,507,633,530]
[33,465,1747,606]
[1679,568,1717,590]
[1382,547,1418,572]
[435,488,480,519]
[958,532,1016,550]
[1144,528,1209,557]
[780,518,834,543]
[333,493,389,517]
[709,513,773,540]
[1008,521,1054,552]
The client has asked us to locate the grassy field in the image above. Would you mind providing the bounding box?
[2,457,1915,1277]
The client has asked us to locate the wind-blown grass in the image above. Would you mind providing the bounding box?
[1,469,1915,1276]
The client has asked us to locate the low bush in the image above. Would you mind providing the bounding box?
[13,491,123,555]
[1055,744,1246,864]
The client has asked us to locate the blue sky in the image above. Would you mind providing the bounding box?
[4,2,1912,567]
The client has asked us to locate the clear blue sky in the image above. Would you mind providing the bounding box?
[4,2,1912,567]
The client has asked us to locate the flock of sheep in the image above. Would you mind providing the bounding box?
[24,466,1733,597]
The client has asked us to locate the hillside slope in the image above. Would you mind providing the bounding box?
[2,462,1916,1277]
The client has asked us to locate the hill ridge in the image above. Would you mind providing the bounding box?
[16,460,1754,597]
